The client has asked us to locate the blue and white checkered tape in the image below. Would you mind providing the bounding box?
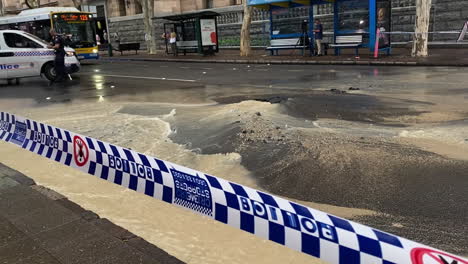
[1,112,467,264]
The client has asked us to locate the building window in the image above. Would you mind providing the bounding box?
[96,5,106,18]
[135,0,142,14]
[206,0,214,9]
[118,0,127,16]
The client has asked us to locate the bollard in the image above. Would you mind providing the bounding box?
[108,43,113,57]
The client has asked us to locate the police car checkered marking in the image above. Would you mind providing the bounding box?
[0,111,466,264]
[14,51,55,57]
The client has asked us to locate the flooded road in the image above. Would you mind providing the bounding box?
[0,61,467,261]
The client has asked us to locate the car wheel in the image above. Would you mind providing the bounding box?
[43,63,56,81]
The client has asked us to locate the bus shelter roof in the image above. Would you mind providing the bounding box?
[247,0,334,9]
[157,11,220,22]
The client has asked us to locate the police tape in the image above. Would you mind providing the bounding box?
[380,31,462,34]
[0,111,467,264]
[322,31,463,35]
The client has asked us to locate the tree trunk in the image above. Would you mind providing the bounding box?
[141,0,157,54]
[0,0,4,17]
[240,0,252,57]
[72,0,82,9]
[412,0,432,57]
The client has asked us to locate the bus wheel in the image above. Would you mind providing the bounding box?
[7,79,13,85]
[44,63,56,81]
[15,78,20,85]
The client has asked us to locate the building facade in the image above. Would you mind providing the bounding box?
[1,0,467,51]
[1,0,241,17]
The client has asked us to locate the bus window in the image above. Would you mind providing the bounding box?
[53,13,96,48]
[29,20,51,41]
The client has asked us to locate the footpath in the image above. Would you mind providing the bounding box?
[99,47,468,66]
[0,162,184,264]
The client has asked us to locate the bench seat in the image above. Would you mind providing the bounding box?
[176,41,198,55]
[330,35,363,56]
[114,42,140,55]
[266,38,306,55]
[329,43,361,47]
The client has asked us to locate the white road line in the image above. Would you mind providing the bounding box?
[95,74,196,82]
[179,67,191,69]
[287,69,304,72]
[201,68,213,70]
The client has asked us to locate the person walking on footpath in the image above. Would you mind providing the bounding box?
[47,29,66,84]
[314,19,323,56]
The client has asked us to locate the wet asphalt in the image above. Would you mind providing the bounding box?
[1,60,467,104]
[1,60,467,254]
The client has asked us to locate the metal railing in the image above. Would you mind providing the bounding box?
[215,1,419,25]
[391,0,416,8]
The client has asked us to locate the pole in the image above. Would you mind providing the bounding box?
[333,0,339,55]
[309,0,314,56]
[369,0,376,52]
[374,27,380,58]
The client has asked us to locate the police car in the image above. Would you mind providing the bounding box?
[0,30,80,83]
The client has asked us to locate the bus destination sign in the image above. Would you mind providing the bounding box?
[59,14,89,22]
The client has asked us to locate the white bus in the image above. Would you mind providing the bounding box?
[0,7,99,59]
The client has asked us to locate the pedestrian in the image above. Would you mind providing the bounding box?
[47,29,66,84]
[170,30,178,56]
[314,19,323,56]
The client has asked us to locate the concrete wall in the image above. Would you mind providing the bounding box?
[108,14,146,49]
[432,0,468,41]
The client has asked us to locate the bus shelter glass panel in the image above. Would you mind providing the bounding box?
[336,0,370,44]
[336,0,369,33]
[182,20,197,42]
[377,0,391,47]
[271,6,311,38]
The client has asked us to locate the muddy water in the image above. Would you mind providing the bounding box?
[1,80,467,260]
[148,95,468,254]
[0,99,376,264]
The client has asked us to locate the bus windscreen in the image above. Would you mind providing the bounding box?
[53,13,96,48]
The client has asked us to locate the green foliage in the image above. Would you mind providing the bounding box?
[218,36,269,46]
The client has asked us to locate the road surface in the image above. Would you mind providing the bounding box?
[0,61,467,262]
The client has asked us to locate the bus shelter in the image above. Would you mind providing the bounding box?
[247,0,392,55]
[159,11,220,56]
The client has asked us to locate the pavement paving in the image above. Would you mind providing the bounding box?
[0,162,184,264]
[100,47,468,66]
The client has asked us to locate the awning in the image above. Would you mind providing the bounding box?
[248,0,334,8]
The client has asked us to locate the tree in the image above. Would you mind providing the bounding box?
[240,0,252,56]
[71,0,83,9]
[412,0,432,57]
[137,0,157,54]
[25,0,40,9]
[0,0,4,17]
